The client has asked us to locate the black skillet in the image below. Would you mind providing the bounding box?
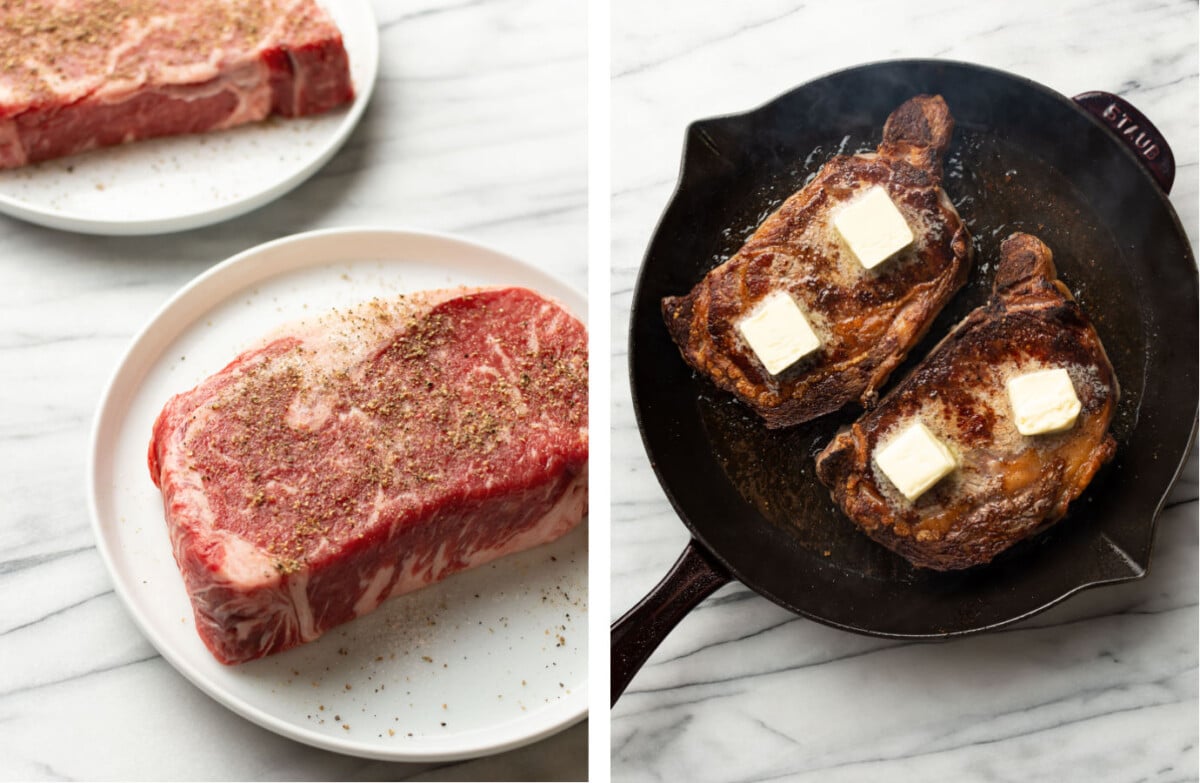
[613,60,1198,704]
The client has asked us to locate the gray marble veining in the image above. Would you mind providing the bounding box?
[611,1,1198,781]
[0,1,585,780]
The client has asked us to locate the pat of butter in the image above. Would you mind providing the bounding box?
[874,420,958,502]
[832,185,914,269]
[1006,368,1081,435]
[737,291,821,375]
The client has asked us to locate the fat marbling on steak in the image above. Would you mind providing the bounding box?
[663,95,972,428]
[149,287,588,664]
[0,0,354,169]
[816,234,1119,570]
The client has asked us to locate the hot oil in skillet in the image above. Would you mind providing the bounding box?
[695,127,1146,583]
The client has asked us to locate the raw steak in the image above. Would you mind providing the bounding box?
[149,287,589,664]
[0,0,354,169]
[662,95,971,428]
[815,234,1118,570]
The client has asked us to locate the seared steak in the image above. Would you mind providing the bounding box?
[815,233,1119,571]
[662,95,972,428]
[0,0,354,170]
[149,287,588,664]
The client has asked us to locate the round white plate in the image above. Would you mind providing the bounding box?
[0,1,379,236]
[87,228,588,761]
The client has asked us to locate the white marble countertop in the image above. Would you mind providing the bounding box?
[611,1,1198,781]
[0,1,586,780]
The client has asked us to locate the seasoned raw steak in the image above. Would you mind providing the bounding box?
[0,0,354,170]
[149,287,588,664]
[662,95,971,428]
[816,234,1118,570]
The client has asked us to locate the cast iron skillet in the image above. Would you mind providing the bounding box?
[613,60,1198,704]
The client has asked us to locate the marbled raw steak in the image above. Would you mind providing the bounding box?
[0,0,354,169]
[149,287,589,663]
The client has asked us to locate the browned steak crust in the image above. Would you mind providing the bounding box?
[815,233,1119,571]
[662,95,972,428]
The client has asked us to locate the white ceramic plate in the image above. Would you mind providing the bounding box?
[87,229,588,761]
[0,1,379,236]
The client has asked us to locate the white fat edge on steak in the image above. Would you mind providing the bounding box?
[192,570,318,648]
[0,79,18,110]
[189,569,307,653]
[159,403,276,582]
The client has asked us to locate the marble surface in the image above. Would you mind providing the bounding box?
[610,1,1198,781]
[0,0,586,780]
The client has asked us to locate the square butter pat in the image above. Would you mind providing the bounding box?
[874,420,958,502]
[1006,368,1081,435]
[737,291,821,375]
[833,185,914,269]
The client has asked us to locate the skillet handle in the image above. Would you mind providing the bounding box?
[1072,91,1175,194]
[611,539,732,705]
